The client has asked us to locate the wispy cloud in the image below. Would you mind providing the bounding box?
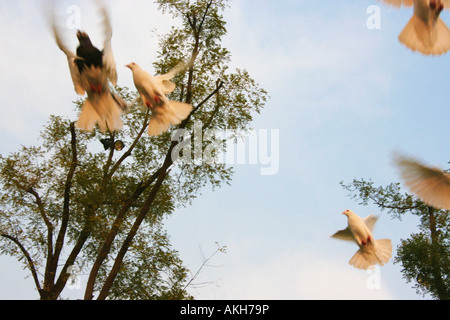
[190,242,396,300]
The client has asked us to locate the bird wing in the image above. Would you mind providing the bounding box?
[331,227,355,242]
[378,0,414,7]
[97,0,118,86]
[154,76,177,95]
[154,62,187,95]
[363,215,379,231]
[394,154,450,210]
[52,21,85,95]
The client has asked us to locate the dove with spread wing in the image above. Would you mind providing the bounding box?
[331,210,392,270]
[126,62,193,136]
[51,0,126,132]
[394,154,450,210]
[379,0,450,55]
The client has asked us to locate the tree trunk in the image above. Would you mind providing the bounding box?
[428,207,448,300]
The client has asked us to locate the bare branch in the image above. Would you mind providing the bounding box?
[184,243,226,291]
[0,233,42,294]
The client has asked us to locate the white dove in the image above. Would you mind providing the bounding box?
[51,1,126,132]
[331,210,392,270]
[394,154,450,210]
[126,62,193,136]
[379,0,450,55]
[381,0,450,55]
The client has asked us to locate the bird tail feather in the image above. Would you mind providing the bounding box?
[167,101,193,124]
[399,15,450,55]
[147,101,192,136]
[349,239,392,270]
[148,115,171,136]
[76,99,98,132]
[76,93,123,132]
[431,19,450,55]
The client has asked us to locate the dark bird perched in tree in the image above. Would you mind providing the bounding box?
[50,1,126,132]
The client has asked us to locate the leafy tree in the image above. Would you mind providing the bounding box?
[340,176,449,300]
[0,0,267,300]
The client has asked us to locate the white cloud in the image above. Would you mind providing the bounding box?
[187,240,396,300]
[223,1,394,131]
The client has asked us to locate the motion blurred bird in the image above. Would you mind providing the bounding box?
[126,62,193,136]
[331,210,392,270]
[51,1,126,132]
[379,0,450,55]
[394,154,450,210]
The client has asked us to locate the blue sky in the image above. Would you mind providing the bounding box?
[0,0,449,300]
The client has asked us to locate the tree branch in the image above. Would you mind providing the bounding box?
[198,0,214,33]
[93,2,223,298]
[428,207,448,299]
[183,244,225,291]
[180,79,224,127]
[108,109,150,179]
[95,79,224,299]
[97,166,170,300]
[8,178,52,240]
[83,168,161,300]
[367,193,423,212]
[102,131,116,187]
[0,233,42,296]
[54,229,90,295]
[49,122,78,286]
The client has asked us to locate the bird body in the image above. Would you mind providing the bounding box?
[75,31,104,73]
[126,62,192,136]
[51,2,124,132]
[380,0,450,55]
[331,210,392,270]
[394,154,450,210]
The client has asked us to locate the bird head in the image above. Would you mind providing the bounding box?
[125,62,138,70]
[342,209,354,217]
[76,30,93,45]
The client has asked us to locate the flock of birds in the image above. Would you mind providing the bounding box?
[48,0,449,270]
[51,1,192,136]
[333,0,450,270]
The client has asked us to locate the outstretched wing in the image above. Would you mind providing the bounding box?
[51,17,85,95]
[154,62,187,95]
[364,215,379,231]
[395,154,450,210]
[97,0,117,86]
[331,227,355,242]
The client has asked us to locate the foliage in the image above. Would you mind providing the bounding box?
[0,0,267,300]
